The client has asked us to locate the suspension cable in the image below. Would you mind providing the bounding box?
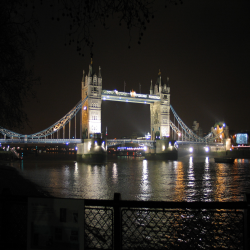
[0,97,88,139]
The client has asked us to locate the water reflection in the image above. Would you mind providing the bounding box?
[9,156,250,201]
[231,162,241,201]
[202,157,212,201]
[74,162,78,174]
[215,163,228,202]
[174,161,185,201]
[186,157,197,201]
[63,166,70,189]
[112,163,118,184]
[139,160,151,200]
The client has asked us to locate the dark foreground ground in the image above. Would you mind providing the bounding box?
[0,163,51,250]
[0,163,51,197]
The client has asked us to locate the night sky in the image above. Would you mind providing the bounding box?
[17,1,250,139]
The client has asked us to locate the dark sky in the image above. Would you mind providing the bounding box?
[18,0,250,139]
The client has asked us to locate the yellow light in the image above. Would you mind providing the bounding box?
[130,90,136,97]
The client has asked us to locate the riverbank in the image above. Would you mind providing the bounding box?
[0,163,52,197]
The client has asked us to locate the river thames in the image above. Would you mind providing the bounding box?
[9,154,250,202]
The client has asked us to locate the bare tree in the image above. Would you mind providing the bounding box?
[42,0,183,56]
[0,0,39,130]
[0,0,182,130]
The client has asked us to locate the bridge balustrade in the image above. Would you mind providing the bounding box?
[0,139,82,144]
[107,139,155,147]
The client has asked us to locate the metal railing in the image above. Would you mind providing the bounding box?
[0,193,249,250]
[84,194,248,250]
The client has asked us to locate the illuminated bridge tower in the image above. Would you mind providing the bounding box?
[77,60,106,163]
[81,59,102,139]
[150,70,170,140]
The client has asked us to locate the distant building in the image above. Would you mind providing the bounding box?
[211,122,229,143]
[192,121,203,138]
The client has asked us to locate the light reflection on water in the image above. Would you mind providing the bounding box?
[10,156,250,201]
[139,160,151,200]
[202,157,212,201]
[174,161,185,201]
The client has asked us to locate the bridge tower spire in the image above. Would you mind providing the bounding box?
[81,60,102,139]
[150,80,153,95]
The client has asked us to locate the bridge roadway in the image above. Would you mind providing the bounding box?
[0,138,154,146]
[0,139,82,144]
[0,138,223,148]
[107,139,224,149]
[102,90,160,104]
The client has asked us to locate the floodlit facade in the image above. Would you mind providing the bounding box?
[81,63,170,141]
[81,60,102,139]
[150,70,170,140]
[211,122,229,143]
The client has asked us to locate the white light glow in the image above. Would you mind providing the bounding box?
[130,90,136,97]
[205,157,209,163]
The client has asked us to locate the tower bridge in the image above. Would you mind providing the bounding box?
[81,62,170,141]
[0,61,228,158]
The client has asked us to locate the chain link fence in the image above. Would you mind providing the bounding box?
[85,207,113,249]
[121,208,244,249]
[0,194,248,250]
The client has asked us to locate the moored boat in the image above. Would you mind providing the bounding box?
[214,158,235,163]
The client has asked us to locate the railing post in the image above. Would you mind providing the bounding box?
[245,193,250,249]
[114,193,122,250]
[1,189,11,248]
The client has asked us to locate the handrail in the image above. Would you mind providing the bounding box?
[84,198,247,209]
